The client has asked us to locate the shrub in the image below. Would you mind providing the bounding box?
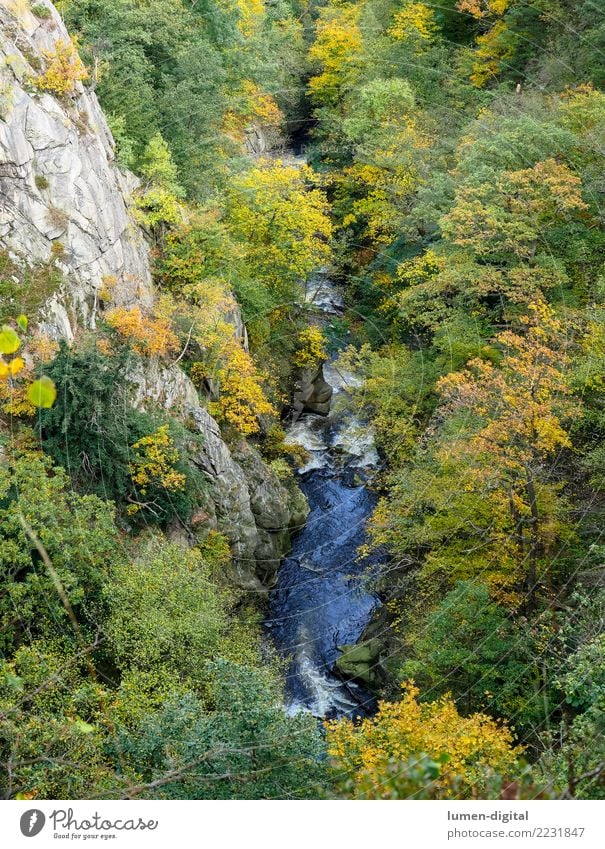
[34,39,88,97]
[0,316,57,417]
[0,251,63,323]
[293,325,327,368]
[34,174,49,191]
[134,133,184,237]
[31,3,52,19]
[104,540,231,692]
[0,451,122,653]
[46,206,69,234]
[112,661,326,799]
[326,682,522,799]
[105,306,179,358]
[127,425,187,518]
[36,340,204,525]
[35,341,137,501]
[208,340,276,435]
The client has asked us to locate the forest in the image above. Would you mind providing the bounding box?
[0,0,604,800]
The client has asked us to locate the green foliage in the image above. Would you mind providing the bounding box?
[225,160,332,304]
[35,341,204,525]
[106,113,136,170]
[63,0,305,197]
[135,133,184,236]
[0,642,118,799]
[105,540,234,693]
[0,251,63,324]
[0,451,121,654]
[113,660,326,799]
[402,582,549,735]
[35,341,136,501]
[31,4,53,19]
[4,0,605,803]
[301,0,605,802]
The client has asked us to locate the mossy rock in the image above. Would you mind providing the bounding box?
[335,638,384,688]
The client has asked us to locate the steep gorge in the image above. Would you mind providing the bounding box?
[0,0,308,592]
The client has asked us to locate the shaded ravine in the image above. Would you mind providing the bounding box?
[265,273,383,719]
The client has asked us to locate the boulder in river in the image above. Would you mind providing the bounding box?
[292,362,333,419]
[334,638,385,689]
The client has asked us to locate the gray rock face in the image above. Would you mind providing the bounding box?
[133,361,309,591]
[0,1,153,339]
[244,121,283,160]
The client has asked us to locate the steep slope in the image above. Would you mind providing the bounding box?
[0,0,152,338]
[0,0,306,589]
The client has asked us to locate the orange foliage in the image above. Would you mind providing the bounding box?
[105,306,179,358]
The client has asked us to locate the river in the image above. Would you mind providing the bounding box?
[264,271,383,719]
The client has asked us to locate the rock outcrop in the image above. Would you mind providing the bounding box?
[0,0,305,590]
[0,0,152,340]
[292,362,333,419]
[132,360,309,591]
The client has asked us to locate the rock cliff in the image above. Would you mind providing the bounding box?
[0,0,305,589]
[0,0,153,339]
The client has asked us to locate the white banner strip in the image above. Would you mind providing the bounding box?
[0,800,603,849]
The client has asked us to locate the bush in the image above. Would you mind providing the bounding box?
[36,340,204,525]
[105,540,232,693]
[0,251,63,323]
[113,660,326,799]
[105,306,179,358]
[31,4,52,19]
[0,451,122,654]
[326,682,522,799]
[34,39,88,97]
[293,325,327,368]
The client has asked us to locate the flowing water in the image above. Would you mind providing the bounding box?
[265,273,383,719]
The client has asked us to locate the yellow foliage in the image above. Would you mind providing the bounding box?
[208,340,276,435]
[308,2,361,106]
[326,682,521,797]
[223,81,283,142]
[395,249,446,288]
[158,220,276,436]
[98,275,118,304]
[457,0,511,18]
[437,301,575,469]
[128,425,186,513]
[293,326,327,368]
[469,21,515,87]
[227,160,332,298]
[340,161,418,243]
[105,306,179,358]
[389,2,438,46]
[34,39,88,97]
[234,0,265,36]
[0,323,57,417]
[242,79,282,126]
[0,377,36,417]
[27,333,59,365]
[442,159,588,259]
